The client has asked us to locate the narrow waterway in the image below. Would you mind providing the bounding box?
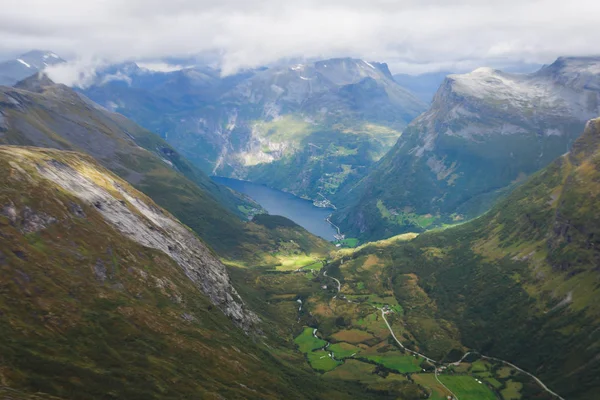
[212,177,338,240]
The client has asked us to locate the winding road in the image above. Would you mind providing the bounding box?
[323,271,341,298]
[379,308,459,400]
[325,216,342,237]
[325,268,566,400]
[480,356,565,400]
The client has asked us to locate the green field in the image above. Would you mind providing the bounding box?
[329,342,360,359]
[355,312,378,327]
[483,376,503,389]
[501,380,523,400]
[412,374,452,400]
[275,255,322,271]
[497,366,514,378]
[324,360,375,381]
[331,329,376,344]
[294,327,326,353]
[376,200,439,229]
[324,359,408,389]
[363,354,422,373]
[471,360,489,373]
[336,238,359,248]
[307,350,342,372]
[438,375,496,400]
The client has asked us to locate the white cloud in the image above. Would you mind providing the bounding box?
[137,62,189,72]
[1,0,599,79]
[44,57,107,87]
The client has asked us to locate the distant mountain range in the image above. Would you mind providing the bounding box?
[7,51,599,244]
[80,57,427,199]
[334,56,600,241]
[0,50,65,86]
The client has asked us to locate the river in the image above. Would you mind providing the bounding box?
[212,177,337,240]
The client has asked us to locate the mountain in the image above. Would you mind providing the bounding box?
[0,50,65,86]
[0,145,383,400]
[334,56,600,241]
[80,57,427,200]
[0,74,333,264]
[327,117,600,399]
[393,71,452,103]
[0,145,257,328]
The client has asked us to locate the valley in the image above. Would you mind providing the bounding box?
[1,46,600,400]
[240,245,561,400]
[229,117,600,400]
[80,57,427,201]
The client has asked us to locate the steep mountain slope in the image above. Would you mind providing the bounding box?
[0,146,379,400]
[332,118,600,399]
[81,58,427,199]
[335,56,600,241]
[0,75,331,263]
[4,73,252,218]
[0,51,65,86]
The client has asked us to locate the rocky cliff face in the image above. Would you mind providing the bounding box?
[1,146,258,330]
[335,57,600,241]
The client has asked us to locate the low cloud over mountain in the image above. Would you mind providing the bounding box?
[1,0,600,81]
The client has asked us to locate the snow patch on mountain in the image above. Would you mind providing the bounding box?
[17,59,31,68]
[364,61,375,69]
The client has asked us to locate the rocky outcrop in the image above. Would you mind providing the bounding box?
[5,147,259,332]
[2,202,57,234]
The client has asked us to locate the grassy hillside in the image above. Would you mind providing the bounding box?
[0,77,332,265]
[0,146,384,400]
[325,118,600,399]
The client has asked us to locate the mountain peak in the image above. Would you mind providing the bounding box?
[539,56,600,76]
[17,50,65,69]
[535,56,600,89]
[0,49,65,86]
[309,57,398,87]
[470,66,499,75]
[20,49,62,59]
[14,72,56,93]
[370,61,394,80]
[570,117,600,164]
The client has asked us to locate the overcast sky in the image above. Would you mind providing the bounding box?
[1,0,599,76]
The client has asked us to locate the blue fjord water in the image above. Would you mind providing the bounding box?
[212,177,337,241]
